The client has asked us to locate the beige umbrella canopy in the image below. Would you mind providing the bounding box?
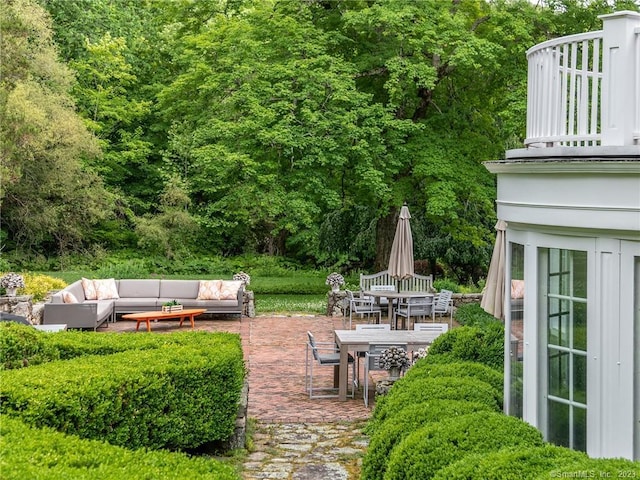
[388,204,414,280]
[481,219,507,319]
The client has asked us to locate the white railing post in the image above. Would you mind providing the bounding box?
[599,11,640,146]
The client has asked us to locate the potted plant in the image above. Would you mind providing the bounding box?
[325,272,345,293]
[379,346,411,380]
[0,272,25,297]
[162,299,183,313]
[232,271,251,287]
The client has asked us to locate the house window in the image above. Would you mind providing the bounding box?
[509,242,524,419]
[541,248,587,451]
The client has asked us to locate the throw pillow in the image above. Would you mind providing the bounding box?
[511,279,525,299]
[219,280,243,300]
[81,277,98,300]
[197,280,222,300]
[94,278,120,300]
[62,292,78,304]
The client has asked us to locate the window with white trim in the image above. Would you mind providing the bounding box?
[541,248,587,451]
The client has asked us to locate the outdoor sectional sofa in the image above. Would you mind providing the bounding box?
[43,278,244,330]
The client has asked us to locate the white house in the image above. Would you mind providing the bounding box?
[484,11,640,460]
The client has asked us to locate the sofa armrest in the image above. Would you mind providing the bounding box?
[43,303,111,330]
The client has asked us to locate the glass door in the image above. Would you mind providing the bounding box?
[540,247,588,451]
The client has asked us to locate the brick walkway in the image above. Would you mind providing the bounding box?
[106,314,372,423]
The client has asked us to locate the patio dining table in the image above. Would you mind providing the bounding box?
[334,329,436,401]
[361,290,434,325]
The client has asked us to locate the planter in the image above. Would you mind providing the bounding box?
[4,288,17,297]
[331,285,340,293]
[162,305,183,313]
[388,367,401,380]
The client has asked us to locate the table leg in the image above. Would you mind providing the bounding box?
[338,343,348,401]
[146,319,151,332]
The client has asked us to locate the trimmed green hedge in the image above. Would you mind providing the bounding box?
[427,322,504,370]
[0,323,60,369]
[1,331,245,451]
[368,375,500,435]
[403,359,504,397]
[550,457,640,478]
[362,400,493,480]
[432,444,588,479]
[384,411,544,479]
[0,416,239,479]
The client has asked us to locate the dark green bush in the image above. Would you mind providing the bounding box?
[362,400,493,480]
[384,411,544,479]
[454,302,502,328]
[1,332,245,451]
[369,376,500,431]
[0,323,60,369]
[0,416,239,479]
[428,322,504,370]
[432,444,587,479]
[548,456,640,478]
[403,360,504,397]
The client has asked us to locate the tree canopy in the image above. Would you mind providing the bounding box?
[2,0,636,281]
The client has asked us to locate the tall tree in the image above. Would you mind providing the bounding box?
[0,0,113,255]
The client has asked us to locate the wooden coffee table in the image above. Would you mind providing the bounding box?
[122,309,207,332]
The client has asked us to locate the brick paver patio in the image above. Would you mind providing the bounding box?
[106,313,372,422]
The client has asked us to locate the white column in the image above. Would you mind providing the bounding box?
[599,11,640,146]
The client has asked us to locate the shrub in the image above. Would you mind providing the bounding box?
[454,302,501,328]
[384,411,544,479]
[369,376,500,431]
[362,400,493,480]
[0,416,239,479]
[5,273,67,302]
[550,456,640,478]
[0,323,60,369]
[428,323,504,370]
[432,444,587,479]
[1,332,245,451]
[404,360,504,397]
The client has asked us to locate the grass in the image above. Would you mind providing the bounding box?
[255,294,327,315]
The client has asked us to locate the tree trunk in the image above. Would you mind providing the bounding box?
[374,208,399,272]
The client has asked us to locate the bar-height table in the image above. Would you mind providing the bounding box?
[361,290,434,325]
[334,329,437,401]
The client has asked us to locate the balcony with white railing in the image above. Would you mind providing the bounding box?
[525,11,640,149]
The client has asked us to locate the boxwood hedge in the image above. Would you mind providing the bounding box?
[0,323,60,369]
[0,416,239,480]
[384,411,544,479]
[362,399,493,480]
[403,360,504,398]
[427,322,505,370]
[369,376,500,432]
[548,457,640,478]
[1,331,245,451]
[431,444,587,479]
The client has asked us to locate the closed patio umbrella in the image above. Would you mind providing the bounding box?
[388,204,414,280]
[481,219,507,319]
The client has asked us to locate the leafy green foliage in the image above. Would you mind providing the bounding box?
[432,444,588,480]
[1,416,240,479]
[1,331,245,450]
[454,302,502,328]
[428,322,504,370]
[362,399,493,480]
[0,323,60,370]
[384,412,544,479]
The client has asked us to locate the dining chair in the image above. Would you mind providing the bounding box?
[432,289,453,328]
[393,295,433,330]
[368,284,396,315]
[363,343,407,407]
[413,322,449,343]
[354,323,391,385]
[345,290,382,329]
[305,331,355,399]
